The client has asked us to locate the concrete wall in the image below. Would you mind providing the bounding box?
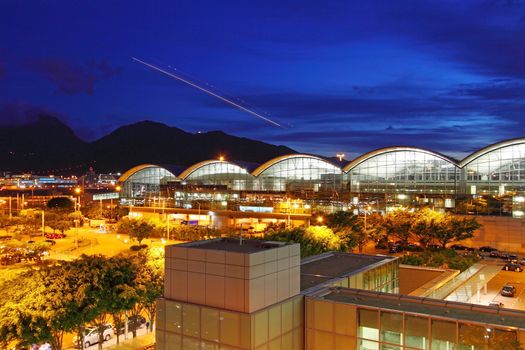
[399,265,446,295]
[466,216,525,252]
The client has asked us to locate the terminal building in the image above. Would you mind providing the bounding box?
[117,138,525,217]
[156,238,525,350]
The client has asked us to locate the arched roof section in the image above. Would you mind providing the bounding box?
[343,146,459,173]
[178,160,250,180]
[118,164,176,183]
[460,138,525,168]
[252,154,341,176]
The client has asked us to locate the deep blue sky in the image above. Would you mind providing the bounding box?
[1,1,525,159]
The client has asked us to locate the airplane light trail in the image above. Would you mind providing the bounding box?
[131,57,283,128]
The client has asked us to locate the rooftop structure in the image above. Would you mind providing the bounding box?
[300,252,397,293]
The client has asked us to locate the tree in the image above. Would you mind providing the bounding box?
[133,250,164,333]
[47,197,74,211]
[383,209,414,245]
[411,208,444,248]
[326,211,379,253]
[117,218,155,245]
[435,216,481,248]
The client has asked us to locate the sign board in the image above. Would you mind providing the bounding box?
[239,206,273,213]
[182,220,199,226]
[93,192,120,200]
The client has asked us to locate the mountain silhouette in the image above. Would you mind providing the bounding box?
[0,117,295,174]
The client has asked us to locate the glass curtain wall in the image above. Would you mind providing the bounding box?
[183,161,255,191]
[355,308,519,350]
[349,150,459,196]
[256,156,342,195]
[463,143,525,196]
[121,166,176,198]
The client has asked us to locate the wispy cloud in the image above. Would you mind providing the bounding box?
[24,58,120,95]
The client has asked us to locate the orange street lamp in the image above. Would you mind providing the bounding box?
[219,156,225,161]
[74,188,81,211]
[115,185,121,192]
[317,216,324,224]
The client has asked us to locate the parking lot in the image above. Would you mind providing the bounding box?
[467,257,525,310]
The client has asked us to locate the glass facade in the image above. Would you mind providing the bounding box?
[255,156,342,194]
[118,140,525,214]
[157,296,304,350]
[463,143,525,196]
[306,299,522,350]
[348,150,459,196]
[329,259,399,294]
[183,161,254,191]
[121,165,177,198]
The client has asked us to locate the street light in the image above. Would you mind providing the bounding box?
[74,187,81,211]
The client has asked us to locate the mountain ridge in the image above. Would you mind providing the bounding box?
[0,116,296,174]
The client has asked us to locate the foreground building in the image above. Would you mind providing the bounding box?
[156,238,525,349]
[118,138,525,216]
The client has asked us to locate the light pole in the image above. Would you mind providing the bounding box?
[364,205,371,232]
[74,187,81,211]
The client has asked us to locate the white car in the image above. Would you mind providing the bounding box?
[73,324,113,348]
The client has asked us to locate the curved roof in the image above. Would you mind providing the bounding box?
[117,164,178,183]
[178,159,250,180]
[251,154,341,176]
[343,146,459,173]
[459,137,525,168]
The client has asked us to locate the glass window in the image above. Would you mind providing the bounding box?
[459,323,486,350]
[254,310,269,347]
[380,311,403,345]
[431,319,456,350]
[182,304,200,337]
[404,315,429,349]
[201,307,219,342]
[165,301,182,334]
[358,308,379,341]
[269,305,282,340]
[359,338,379,350]
[488,328,519,349]
[220,311,240,347]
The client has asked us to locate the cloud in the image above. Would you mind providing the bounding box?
[24,58,120,95]
[0,101,66,126]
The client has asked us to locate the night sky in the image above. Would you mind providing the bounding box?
[1,0,525,160]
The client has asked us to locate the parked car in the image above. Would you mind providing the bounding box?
[427,244,442,250]
[44,239,56,246]
[508,254,519,263]
[489,301,504,307]
[45,233,66,239]
[520,257,525,266]
[388,245,399,254]
[489,251,500,258]
[501,284,516,297]
[479,246,498,252]
[73,324,113,348]
[503,263,523,272]
[499,252,510,260]
[451,244,468,251]
[113,315,146,335]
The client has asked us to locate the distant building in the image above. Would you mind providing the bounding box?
[118,138,525,216]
